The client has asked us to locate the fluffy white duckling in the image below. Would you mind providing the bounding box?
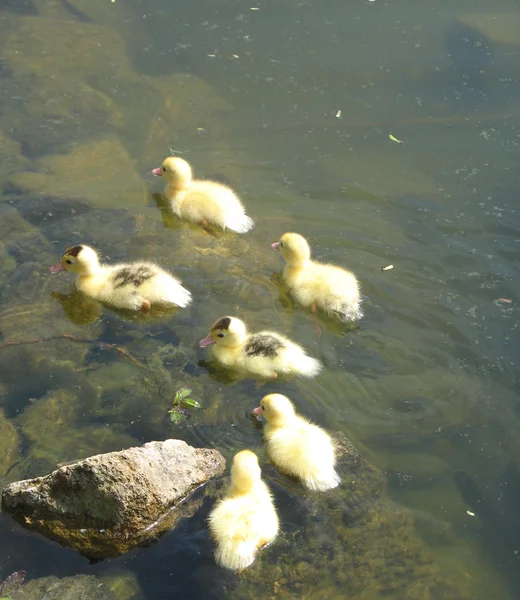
[152,156,254,233]
[253,394,340,492]
[49,244,191,312]
[272,232,362,321]
[208,450,279,571]
[199,316,321,379]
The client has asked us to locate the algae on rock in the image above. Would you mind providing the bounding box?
[0,408,21,480]
[10,574,116,600]
[7,137,145,210]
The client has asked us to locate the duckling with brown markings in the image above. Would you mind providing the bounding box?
[152,156,254,233]
[199,316,321,379]
[50,244,191,312]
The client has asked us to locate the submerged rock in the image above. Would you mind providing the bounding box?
[1,439,225,559]
[458,14,520,45]
[10,574,116,600]
[7,137,143,210]
[0,408,21,480]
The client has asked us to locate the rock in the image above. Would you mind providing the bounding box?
[458,14,520,45]
[6,137,144,210]
[1,439,226,559]
[0,130,30,186]
[10,574,116,600]
[3,16,129,82]
[0,16,127,154]
[140,73,235,164]
[0,409,21,480]
[97,569,142,600]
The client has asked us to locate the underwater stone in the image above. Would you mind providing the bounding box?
[6,137,143,210]
[10,574,116,600]
[1,439,225,560]
[458,14,520,45]
[0,409,21,480]
[0,130,30,186]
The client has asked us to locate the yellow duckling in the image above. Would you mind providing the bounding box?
[208,450,279,570]
[49,244,191,312]
[272,232,362,321]
[253,394,340,492]
[199,316,321,379]
[152,157,254,233]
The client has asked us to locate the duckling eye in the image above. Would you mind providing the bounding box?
[280,242,284,247]
[65,259,72,264]
[162,166,166,172]
[217,333,224,338]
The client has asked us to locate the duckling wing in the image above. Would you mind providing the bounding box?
[109,264,157,290]
[295,263,361,319]
[244,333,286,359]
[269,422,336,479]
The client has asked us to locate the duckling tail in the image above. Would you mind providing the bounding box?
[305,469,341,492]
[214,537,257,571]
[173,285,192,308]
[225,214,254,234]
[294,354,322,378]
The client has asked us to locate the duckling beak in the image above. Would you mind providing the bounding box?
[271,242,280,250]
[199,335,216,348]
[152,167,163,176]
[252,406,263,416]
[49,262,66,273]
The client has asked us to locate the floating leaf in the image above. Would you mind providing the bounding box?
[177,388,192,399]
[168,409,182,424]
[182,397,201,409]
[388,134,403,144]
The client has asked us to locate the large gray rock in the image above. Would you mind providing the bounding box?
[1,440,225,559]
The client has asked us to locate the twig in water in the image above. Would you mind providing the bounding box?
[0,334,144,367]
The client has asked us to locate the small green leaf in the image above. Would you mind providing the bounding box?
[178,388,192,399]
[388,133,403,144]
[182,397,201,409]
[169,410,182,424]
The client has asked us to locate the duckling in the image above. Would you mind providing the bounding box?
[199,316,321,379]
[208,450,279,570]
[152,157,254,233]
[253,394,340,491]
[272,232,362,321]
[49,244,191,312]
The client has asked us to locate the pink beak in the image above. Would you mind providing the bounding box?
[253,406,263,416]
[152,167,163,176]
[199,335,216,348]
[50,262,66,273]
[271,242,280,250]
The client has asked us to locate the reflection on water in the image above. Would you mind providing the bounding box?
[1,0,520,597]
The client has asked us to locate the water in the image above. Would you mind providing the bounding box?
[1,0,520,598]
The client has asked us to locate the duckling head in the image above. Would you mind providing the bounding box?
[49,245,100,276]
[253,394,296,426]
[152,156,192,190]
[229,450,262,494]
[199,316,247,348]
[272,233,311,266]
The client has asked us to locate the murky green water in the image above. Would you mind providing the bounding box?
[1,0,520,598]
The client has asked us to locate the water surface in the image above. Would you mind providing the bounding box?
[0,0,519,598]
